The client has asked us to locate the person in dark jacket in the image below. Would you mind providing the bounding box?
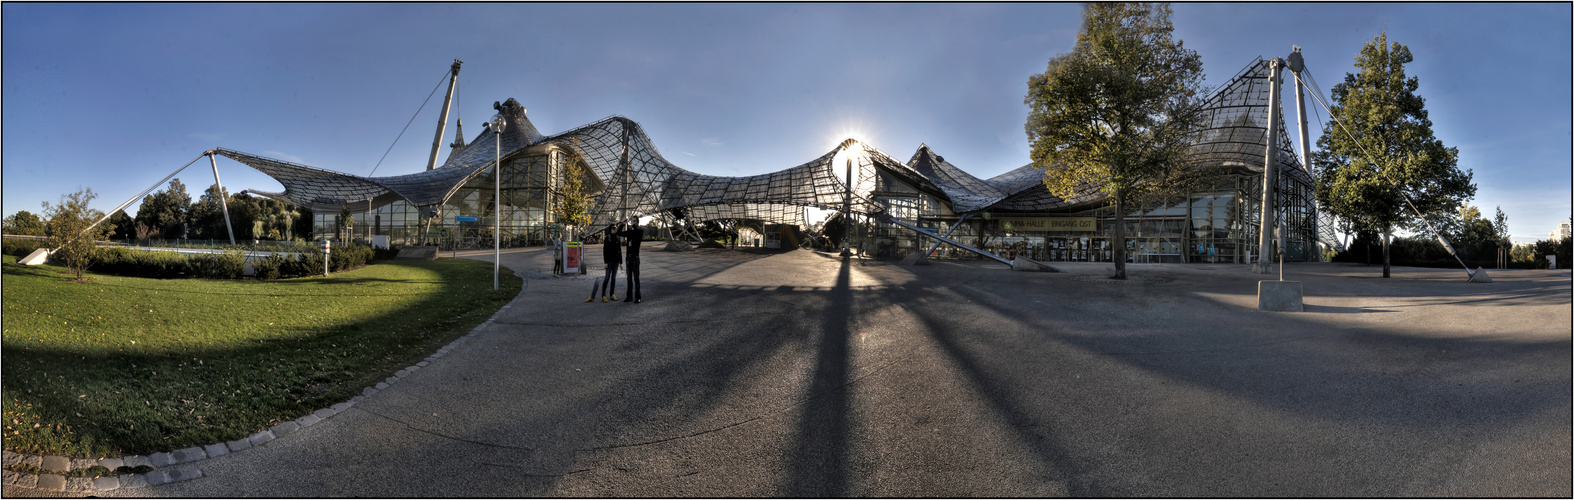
[588,226,622,302]
[614,222,644,303]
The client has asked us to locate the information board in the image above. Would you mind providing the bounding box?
[564,242,582,274]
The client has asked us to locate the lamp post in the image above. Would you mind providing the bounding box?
[491,113,505,291]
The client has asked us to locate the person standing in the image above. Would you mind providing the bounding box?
[615,221,644,303]
[590,225,622,302]
[551,232,564,275]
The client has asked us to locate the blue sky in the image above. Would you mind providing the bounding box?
[4,3,1569,243]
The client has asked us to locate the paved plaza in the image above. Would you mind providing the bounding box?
[23,244,1573,497]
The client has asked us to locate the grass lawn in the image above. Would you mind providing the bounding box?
[1,254,521,458]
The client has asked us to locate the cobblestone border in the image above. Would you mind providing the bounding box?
[2,270,528,493]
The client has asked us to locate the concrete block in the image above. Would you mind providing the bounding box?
[22,455,43,468]
[270,421,300,437]
[394,246,439,261]
[70,458,98,470]
[1010,257,1060,272]
[899,251,924,266]
[36,474,66,491]
[41,455,70,472]
[148,452,176,467]
[118,473,149,488]
[295,414,322,428]
[2,469,17,485]
[93,476,121,490]
[12,471,37,488]
[96,458,124,470]
[203,443,229,458]
[1257,280,1304,312]
[375,382,390,390]
[248,430,276,447]
[169,467,202,482]
[171,446,205,463]
[121,455,150,468]
[416,361,430,367]
[227,438,252,452]
[1469,267,1493,283]
[1,450,19,466]
[19,248,51,265]
[363,387,379,396]
[332,402,354,413]
[315,408,338,419]
[395,369,410,378]
[65,477,95,492]
[144,470,172,486]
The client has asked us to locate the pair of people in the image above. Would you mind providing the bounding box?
[587,222,644,303]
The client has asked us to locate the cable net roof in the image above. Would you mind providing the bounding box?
[220,57,1338,247]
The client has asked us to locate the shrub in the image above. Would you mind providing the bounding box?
[197,250,246,279]
[2,238,48,257]
[253,254,286,280]
[95,248,192,279]
[329,244,374,272]
[291,252,325,277]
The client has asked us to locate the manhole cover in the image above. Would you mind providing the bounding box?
[1073,275,1174,285]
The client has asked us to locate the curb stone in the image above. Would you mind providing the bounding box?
[2,267,529,494]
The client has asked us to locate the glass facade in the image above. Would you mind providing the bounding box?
[316,148,568,249]
[903,172,1320,264]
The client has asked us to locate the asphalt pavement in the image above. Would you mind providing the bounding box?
[52,243,1573,496]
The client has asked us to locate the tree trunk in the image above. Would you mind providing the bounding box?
[1382,228,1392,278]
[1111,189,1127,279]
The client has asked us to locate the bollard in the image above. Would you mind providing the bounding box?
[321,240,331,276]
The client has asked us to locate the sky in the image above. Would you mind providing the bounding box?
[3,3,1569,243]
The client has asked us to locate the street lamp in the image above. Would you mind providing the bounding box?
[491,113,505,291]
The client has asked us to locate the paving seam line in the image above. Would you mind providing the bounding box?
[1,265,532,493]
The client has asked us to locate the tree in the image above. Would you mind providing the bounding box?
[106,210,136,241]
[293,206,314,241]
[136,178,191,241]
[1492,206,1511,262]
[4,210,46,236]
[42,188,113,279]
[1451,205,1496,263]
[552,145,596,241]
[337,203,354,242]
[189,184,231,241]
[1024,3,1207,279]
[1311,32,1476,278]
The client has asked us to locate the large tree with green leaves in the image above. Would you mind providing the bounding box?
[1024,3,1207,279]
[1311,32,1475,278]
[135,178,192,241]
[4,210,46,236]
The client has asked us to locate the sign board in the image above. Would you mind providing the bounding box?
[564,242,582,274]
[456,216,479,223]
[997,217,1097,232]
[1550,255,1557,270]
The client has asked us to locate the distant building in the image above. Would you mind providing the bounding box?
[1551,221,1571,241]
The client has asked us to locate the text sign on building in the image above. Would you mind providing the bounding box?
[998,217,1097,232]
[456,216,479,223]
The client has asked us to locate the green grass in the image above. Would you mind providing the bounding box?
[1,254,521,458]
